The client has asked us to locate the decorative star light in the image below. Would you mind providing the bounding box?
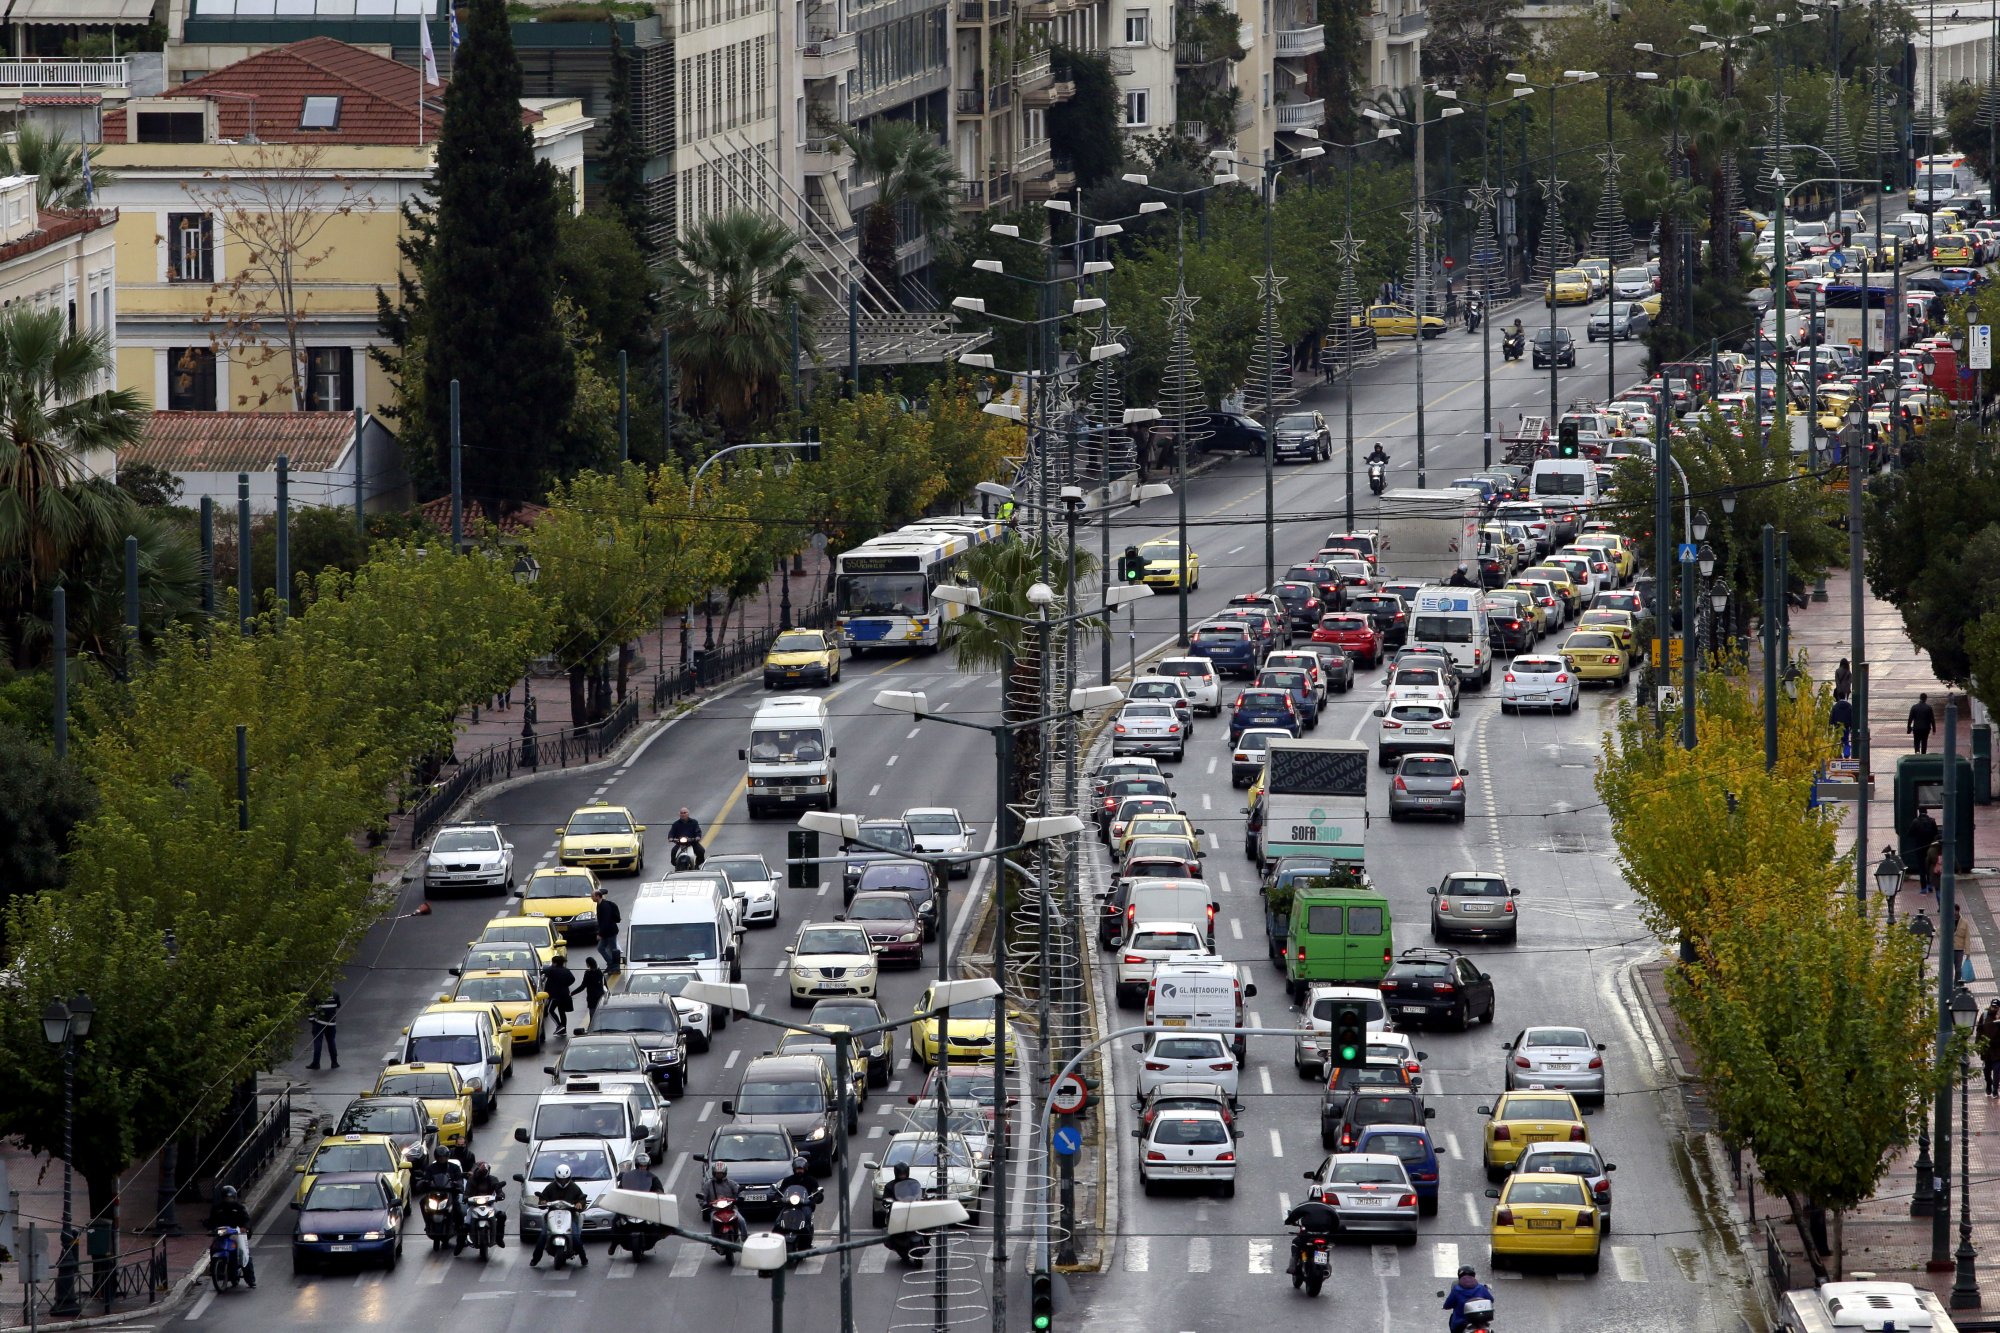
[1595,149,1624,175]
[1162,281,1200,324]
[1465,185,1501,214]
[1254,272,1289,304]
[1330,231,1364,266]
[1538,175,1568,202]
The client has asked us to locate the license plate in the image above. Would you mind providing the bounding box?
[329,1244,354,1252]
[1176,1166,1210,1175]
[1398,1005,1426,1015]
[1527,1219,1562,1230]
[1351,1196,1390,1207]
[1162,1017,1187,1027]
[1544,1063,1574,1070]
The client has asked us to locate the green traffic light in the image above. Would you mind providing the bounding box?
[1034,1319,1052,1331]
[1339,1045,1358,1061]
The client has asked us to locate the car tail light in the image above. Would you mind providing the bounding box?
[1514,1056,1531,1069]
[1437,898,1451,913]
[1578,1209,1597,1229]
[1382,720,1402,730]
[1383,946,1392,965]
[1393,777,1408,792]
[1556,673,1570,683]
[1411,1168,1436,1181]
[1340,1129,1354,1149]
[1588,1055,1603,1069]
[1127,904,1137,922]
[1168,723,1181,733]
[1210,1061,1235,1072]
[1593,1180,1611,1197]
[1296,946,1305,961]
[1493,1125,1511,1141]
[1144,1060,1170,1071]
[1399,1194,1418,1208]
[1606,654,1620,665]
[1436,720,1452,730]
[1124,954,1146,964]
[1207,903,1217,924]
[1503,673,1516,683]
[1503,900,1516,915]
[1115,724,1127,734]
[1217,1151,1236,1162]
[1450,777,1464,792]
[1431,982,1457,993]
[1495,1207,1514,1226]
[1145,1151,1166,1161]
[1570,1126,1588,1141]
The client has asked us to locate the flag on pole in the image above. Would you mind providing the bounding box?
[419,14,440,86]
[450,8,462,50]
[81,149,93,203]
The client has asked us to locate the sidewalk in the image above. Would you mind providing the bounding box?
[1640,565,2000,1311]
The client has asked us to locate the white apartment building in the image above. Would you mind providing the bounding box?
[1364,0,1425,103]
[674,0,782,238]
[0,175,119,479]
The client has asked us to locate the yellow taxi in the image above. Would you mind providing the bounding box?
[471,914,567,969]
[1485,1172,1604,1271]
[1500,582,1557,635]
[518,866,600,942]
[295,1132,414,1210]
[1573,609,1636,654]
[1559,629,1630,688]
[910,980,1019,1068]
[1488,586,1547,637]
[1632,288,1664,318]
[1518,566,1582,617]
[1737,208,1769,234]
[441,968,550,1052]
[762,628,842,690]
[1478,1089,1590,1179]
[1544,269,1592,306]
[1351,303,1447,339]
[557,800,646,875]
[372,1063,475,1147]
[1138,540,1199,591]
[1575,534,1635,581]
[1116,812,1200,858]
[1933,234,1975,265]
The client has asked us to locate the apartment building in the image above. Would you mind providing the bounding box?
[953,0,1090,212]
[1116,0,1337,164]
[0,174,119,478]
[1363,0,1424,103]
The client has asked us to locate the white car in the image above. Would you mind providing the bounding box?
[1498,655,1580,715]
[709,853,781,927]
[1366,1030,1427,1087]
[1611,266,1653,300]
[1294,984,1390,1080]
[1264,649,1328,703]
[865,1131,983,1226]
[1115,921,1211,1008]
[785,922,879,1007]
[518,1136,631,1239]
[1112,701,1187,761]
[902,807,975,879]
[1136,1105,1237,1197]
[1152,656,1222,715]
[613,967,718,1049]
[1304,1152,1419,1241]
[1504,1024,1608,1103]
[1129,676,1197,731]
[1135,1030,1239,1098]
[423,821,515,894]
[1375,699,1456,768]
[1554,547,1615,597]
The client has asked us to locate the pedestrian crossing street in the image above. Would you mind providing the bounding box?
[1110,1234,1659,1283]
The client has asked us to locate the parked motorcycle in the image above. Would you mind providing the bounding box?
[462,1193,502,1261]
[774,1184,821,1257]
[708,1189,747,1263]
[209,1227,247,1291]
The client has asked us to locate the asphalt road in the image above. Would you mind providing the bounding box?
[179,297,1758,1333]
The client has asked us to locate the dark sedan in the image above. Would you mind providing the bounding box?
[1345,593,1408,649]
[1531,327,1577,368]
[291,1172,403,1273]
[1200,412,1269,454]
[1190,624,1258,678]
[1229,688,1300,745]
[1302,642,1357,693]
[844,891,926,967]
[693,1124,798,1219]
[1485,598,1536,652]
[1270,580,1325,630]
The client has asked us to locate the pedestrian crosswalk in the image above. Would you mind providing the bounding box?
[395,1237,944,1292]
[1115,1235,1656,1282]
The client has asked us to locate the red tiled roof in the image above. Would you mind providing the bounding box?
[417,496,546,536]
[0,209,112,267]
[127,411,361,474]
[21,94,102,107]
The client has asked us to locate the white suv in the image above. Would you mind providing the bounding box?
[1151,656,1222,715]
[1499,655,1579,715]
[1293,984,1389,1080]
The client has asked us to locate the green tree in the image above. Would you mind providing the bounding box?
[598,21,651,245]
[371,196,439,494]
[660,210,812,435]
[554,208,656,367]
[1047,48,1123,189]
[114,463,183,509]
[0,723,95,923]
[1420,0,1528,90]
[55,508,205,668]
[831,120,959,296]
[0,122,114,209]
[423,0,575,506]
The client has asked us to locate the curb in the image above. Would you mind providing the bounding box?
[1627,953,1694,1084]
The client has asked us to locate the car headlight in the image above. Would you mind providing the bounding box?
[855,963,876,974]
[362,1230,385,1240]
[899,932,919,943]
[808,1125,829,1141]
[444,1110,464,1123]
[301,1233,320,1242]
[465,1077,486,1093]
[792,964,812,978]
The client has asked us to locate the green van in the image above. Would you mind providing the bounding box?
[1284,882,1394,999]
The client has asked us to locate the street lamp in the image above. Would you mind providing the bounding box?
[1877,846,1906,920]
[42,991,95,1317]
[512,552,542,763]
[1912,908,1939,1215]
[1692,509,1710,542]
[1505,69,1599,429]
[1952,985,1982,1308]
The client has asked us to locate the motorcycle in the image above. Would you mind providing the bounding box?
[1290,1230,1332,1297]
[670,836,703,871]
[538,1200,584,1270]
[1466,301,1483,334]
[882,1184,931,1266]
[1368,461,1387,497]
[462,1193,502,1261]
[707,1189,747,1263]
[1459,1295,1496,1328]
[612,1210,664,1259]
[420,1189,458,1250]
[774,1185,821,1257]
[1502,329,1525,362]
[208,1227,247,1291]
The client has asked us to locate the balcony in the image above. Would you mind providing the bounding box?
[801,27,858,80]
[0,57,131,89]
[1022,166,1076,200]
[956,0,1011,20]
[1275,97,1326,130]
[959,171,1016,209]
[1274,23,1325,56]
[955,82,1014,115]
[802,135,850,174]
[1109,48,1136,75]
[1019,0,1079,20]
[1015,53,1075,105]
[1389,10,1426,38]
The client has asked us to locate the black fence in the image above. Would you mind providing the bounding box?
[212,1088,293,1205]
[18,1234,168,1323]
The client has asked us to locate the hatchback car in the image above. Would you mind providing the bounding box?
[1189,623,1258,677]
[1128,676,1196,732]
[1255,667,1319,729]
[1098,773,1174,831]
[693,1123,798,1218]
[709,852,782,926]
[1504,1026,1608,1103]
[1230,726,1292,788]
[1374,700,1454,767]
[1388,753,1468,822]
[1478,1090,1591,1181]
[901,808,975,878]
[1136,1107,1237,1197]
[1531,327,1577,367]
[1345,593,1408,649]
[1134,1030,1240,1098]
[1116,923,1211,1008]
[1270,580,1325,631]
[865,1132,983,1225]
[1380,948,1496,1030]
[1151,656,1222,714]
[1559,629,1629,688]
[1301,642,1358,692]
[1498,655,1579,714]
[1587,302,1651,341]
[1113,701,1187,761]
[1355,1123,1443,1214]
[1313,613,1383,668]
[1321,1088,1434,1152]
[291,1172,402,1273]
[1486,1172,1602,1271]
[1138,539,1199,589]
[1302,1152,1419,1241]
[1429,871,1520,943]
[1485,597,1535,652]
[843,891,926,969]
[1107,795,1179,848]
[1229,689,1300,745]
[1574,608,1636,654]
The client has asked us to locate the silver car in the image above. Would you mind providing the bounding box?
[1387,753,1467,823]
[1503,1025,1607,1103]
[1587,301,1651,341]
[1303,1151,1420,1241]
[902,807,975,880]
[1510,1141,1616,1224]
[1428,870,1519,943]
[1113,701,1186,761]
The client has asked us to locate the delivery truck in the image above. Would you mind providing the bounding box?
[1374,488,1481,581]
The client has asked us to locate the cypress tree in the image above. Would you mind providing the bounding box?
[423,0,574,508]
[601,22,650,247]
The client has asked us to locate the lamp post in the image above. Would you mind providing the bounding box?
[1697,542,1717,662]
[1951,984,1982,1308]
[1877,846,1906,923]
[513,553,541,765]
[1912,907,1939,1215]
[1591,70,1660,405]
[1504,70,1600,428]
[1632,38,1723,335]
[41,991,95,1317]
[1320,127,1402,520]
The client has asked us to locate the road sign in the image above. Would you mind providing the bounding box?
[1443,256,1456,270]
[1656,685,1682,711]
[1649,638,1685,669]
[1050,1073,1088,1116]
[1052,1125,1082,1157]
[1973,324,1993,370]
[1677,542,1698,562]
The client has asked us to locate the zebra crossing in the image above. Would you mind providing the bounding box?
[390,1237,914,1295]
[1113,1235,1652,1283]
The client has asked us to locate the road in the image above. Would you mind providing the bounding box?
[181,296,1757,1333]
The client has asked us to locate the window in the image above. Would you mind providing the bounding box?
[1124,88,1149,125]
[168,347,217,411]
[1125,8,1148,41]
[167,213,212,283]
[304,347,353,411]
[299,96,341,129]
[136,110,206,143]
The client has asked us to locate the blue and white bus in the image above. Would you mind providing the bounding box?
[833,516,1004,653]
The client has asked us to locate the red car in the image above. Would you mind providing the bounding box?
[1312,613,1382,669]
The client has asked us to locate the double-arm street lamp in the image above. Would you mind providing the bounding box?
[1503,69,1599,427]
[1317,127,1403,522]
[1631,38,1723,339]
[42,991,95,1316]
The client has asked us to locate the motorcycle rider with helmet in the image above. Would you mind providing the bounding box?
[1280,1194,1339,1279]
[204,1185,256,1287]
[465,1161,507,1246]
[777,1155,819,1203]
[608,1151,665,1254]
[1442,1266,1496,1329]
[530,1163,589,1267]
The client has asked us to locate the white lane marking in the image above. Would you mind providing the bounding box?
[1218,872,1232,895]
[1258,1066,1273,1096]
[605,1261,635,1280]
[1201,792,1212,811]
[1227,545,1246,555]
[797,1254,827,1275]
[1613,1246,1647,1282]
[1123,1236,1150,1272]
[868,1124,884,1139]
[886,755,899,767]
[1188,1237,1212,1273]
[670,1244,704,1278]
[1371,1246,1400,1276]
[418,1259,450,1285]
[849,1163,872,1208]
[1229,918,1243,940]
[1445,1132,1462,1162]
[184,1290,216,1321]
[1432,1242,1460,1278]
[1269,1128,1285,1158]
[1247,1238,1274,1274]
[907,728,921,740]
[1207,756,1217,775]
[662,1150,689,1194]
[1463,1194,1482,1230]
[697,1101,714,1122]
[724,1048,740,1069]
[1207,832,1218,851]
[860,1246,890,1274]
[1278,1191,1292,1214]
[869,784,882,797]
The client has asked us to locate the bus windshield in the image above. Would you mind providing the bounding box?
[837,574,928,616]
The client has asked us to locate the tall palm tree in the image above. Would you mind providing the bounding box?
[0,124,113,210]
[30,508,206,671]
[659,209,812,435]
[833,120,959,296]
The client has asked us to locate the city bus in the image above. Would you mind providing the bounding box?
[833,516,1005,653]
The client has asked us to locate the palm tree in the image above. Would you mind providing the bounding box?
[659,209,812,435]
[31,508,205,672]
[832,120,959,296]
[0,124,113,210]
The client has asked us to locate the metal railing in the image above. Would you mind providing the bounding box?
[1393,11,1426,34]
[0,56,131,88]
[1013,50,1053,86]
[406,698,639,847]
[18,1234,168,1323]
[1275,97,1326,129]
[1274,22,1325,55]
[212,1088,293,1204]
[956,0,1011,19]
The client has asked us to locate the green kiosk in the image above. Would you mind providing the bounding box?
[1894,753,1975,876]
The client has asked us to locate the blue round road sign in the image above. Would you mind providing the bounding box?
[1052,1125,1082,1157]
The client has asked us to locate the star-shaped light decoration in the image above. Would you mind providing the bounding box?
[1162,280,1201,325]
[1330,231,1364,266]
[1091,320,1129,349]
[1595,149,1624,176]
[1538,175,1567,203]
[1402,206,1441,232]
[1253,272,1289,304]
[1464,185,1501,214]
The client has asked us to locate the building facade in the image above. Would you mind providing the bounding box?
[0,174,119,478]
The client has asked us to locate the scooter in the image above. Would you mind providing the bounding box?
[538,1200,584,1269]
[1440,1293,1496,1329]
[707,1189,747,1263]
[774,1185,821,1257]
[208,1227,247,1291]
[882,1183,932,1266]
[1502,329,1525,361]
[670,836,703,871]
[1368,461,1387,497]
[1290,1230,1332,1297]
[420,1189,458,1250]
[1466,301,1483,334]
[612,1210,664,1259]
[463,1193,502,1261]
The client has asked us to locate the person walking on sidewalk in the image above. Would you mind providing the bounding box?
[1833,657,1852,701]
[574,957,607,1024]
[1829,694,1855,754]
[542,954,577,1036]
[1977,999,2000,1097]
[1910,806,1941,893]
[1910,692,1936,753]
[593,888,623,972]
[1953,905,1971,979]
[306,991,340,1070]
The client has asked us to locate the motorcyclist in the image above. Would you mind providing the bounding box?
[697,1162,733,1219]
[1365,443,1390,467]
[420,1145,467,1243]
[1280,1195,1339,1276]
[204,1185,256,1288]
[530,1163,589,1267]
[777,1155,820,1205]
[1447,564,1477,587]
[667,807,706,866]
[608,1151,664,1254]
[465,1160,507,1247]
[1442,1266,1496,1330]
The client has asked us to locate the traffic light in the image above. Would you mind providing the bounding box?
[798,434,822,463]
[1329,1001,1368,1071]
[1120,546,1145,583]
[1557,419,1580,459]
[787,828,819,888]
[1031,1271,1055,1330]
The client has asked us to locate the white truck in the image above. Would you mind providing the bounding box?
[1374,488,1481,582]
[1255,739,1369,869]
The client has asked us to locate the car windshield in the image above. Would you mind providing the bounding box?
[799,927,872,955]
[1445,877,1509,898]
[1156,661,1211,678]
[924,994,996,1023]
[1260,671,1306,691]
[884,1138,973,1168]
[535,1102,627,1138]
[856,825,914,852]
[567,810,633,834]
[562,1041,644,1073]
[738,1080,825,1115]
[1514,658,1563,675]
[1131,682,1183,699]
[903,813,962,836]
[628,922,719,962]
[858,864,929,891]
[710,858,772,884]
[1526,1028,1591,1049]
[1123,704,1172,719]
[529,1147,613,1183]
[1532,329,1570,345]
[1400,757,1457,777]
[340,1104,422,1136]
[1509,1179,1588,1206]
[1523,1150,1600,1175]
[1349,1096,1419,1122]
[1567,633,1615,649]
[405,1035,481,1066]
[380,1071,459,1098]
[1389,706,1443,722]
[1152,1037,1226,1060]
[304,1180,385,1211]
[1152,1118,1229,1146]
[311,1144,391,1173]
[848,897,915,922]
[1616,267,1648,283]
[1125,839,1191,861]
[526,876,590,900]
[1502,1098,1576,1121]
[1277,413,1319,433]
[482,925,550,947]
[1139,543,1182,560]
[712,1130,791,1162]
[1239,691,1288,707]
[434,829,500,853]
[619,970,697,997]
[749,728,828,763]
[1411,614,1475,643]
[1366,1132,1430,1163]
[1321,616,1369,633]
[1131,930,1201,951]
[1195,627,1248,642]
[1330,1161,1406,1185]
[771,632,825,653]
[591,1006,673,1035]
[457,976,532,1003]
[464,948,535,972]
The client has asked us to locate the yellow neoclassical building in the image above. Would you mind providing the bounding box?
[93,36,589,417]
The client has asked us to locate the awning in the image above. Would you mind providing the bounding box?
[8,0,158,22]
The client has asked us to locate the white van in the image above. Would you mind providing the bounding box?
[398,1005,512,1119]
[742,696,837,817]
[1144,957,1257,1061]
[626,881,743,986]
[1778,1278,1957,1331]
[1408,587,1492,688]
[1529,458,1599,506]
[1125,877,1218,946]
